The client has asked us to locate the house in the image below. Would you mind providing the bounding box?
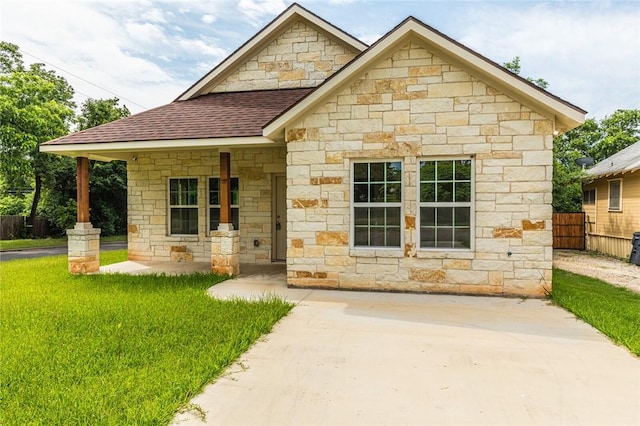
[40,3,585,296]
[582,141,640,258]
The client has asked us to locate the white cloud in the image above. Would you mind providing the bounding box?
[141,7,168,24]
[202,14,216,24]
[125,22,168,46]
[237,0,288,24]
[457,2,640,118]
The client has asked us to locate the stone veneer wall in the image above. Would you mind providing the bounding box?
[127,147,285,264]
[210,21,359,93]
[285,41,554,297]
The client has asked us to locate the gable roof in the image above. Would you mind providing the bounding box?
[177,3,367,101]
[40,88,311,160]
[264,17,586,139]
[586,141,640,178]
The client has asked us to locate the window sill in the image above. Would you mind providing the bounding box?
[166,235,200,242]
[416,250,474,259]
[608,209,622,213]
[350,248,404,258]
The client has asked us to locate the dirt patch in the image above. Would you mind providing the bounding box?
[553,250,640,294]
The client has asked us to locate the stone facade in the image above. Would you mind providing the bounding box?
[285,41,554,296]
[210,21,359,93]
[127,147,285,264]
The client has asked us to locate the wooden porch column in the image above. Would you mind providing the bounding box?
[219,151,231,227]
[68,156,100,274]
[211,150,239,275]
[76,157,90,223]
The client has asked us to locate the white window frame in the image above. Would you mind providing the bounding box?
[350,159,404,250]
[417,157,475,251]
[168,177,199,236]
[608,179,622,212]
[208,176,240,232]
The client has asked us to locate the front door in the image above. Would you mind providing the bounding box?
[272,174,287,261]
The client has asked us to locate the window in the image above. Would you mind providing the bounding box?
[169,178,198,235]
[608,179,622,211]
[209,177,239,230]
[582,189,596,205]
[419,159,473,249]
[352,161,402,248]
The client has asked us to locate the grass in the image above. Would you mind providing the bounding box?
[0,250,293,425]
[0,235,126,251]
[552,268,640,356]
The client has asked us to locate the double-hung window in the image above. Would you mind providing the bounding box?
[169,178,198,235]
[419,159,473,249]
[352,161,402,248]
[209,177,239,230]
[608,179,622,211]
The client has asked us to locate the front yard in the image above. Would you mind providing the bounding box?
[0,251,293,425]
[1,251,637,425]
[552,268,640,356]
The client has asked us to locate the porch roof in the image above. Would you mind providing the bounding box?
[42,88,312,146]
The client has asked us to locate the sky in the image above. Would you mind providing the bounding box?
[2,0,639,119]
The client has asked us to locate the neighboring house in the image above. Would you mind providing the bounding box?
[41,3,585,296]
[582,141,640,258]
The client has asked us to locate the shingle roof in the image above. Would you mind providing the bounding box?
[42,88,312,146]
[587,141,640,178]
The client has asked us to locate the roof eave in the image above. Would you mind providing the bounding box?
[39,136,280,162]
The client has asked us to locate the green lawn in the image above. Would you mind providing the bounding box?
[553,268,640,356]
[0,250,293,425]
[0,235,126,251]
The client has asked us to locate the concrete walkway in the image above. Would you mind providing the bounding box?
[172,275,640,426]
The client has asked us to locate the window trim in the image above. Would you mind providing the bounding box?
[349,159,404,250]
[207,176,240,232]
[168,177,199,236]
[608,179,622,212]
[417,157,475,251]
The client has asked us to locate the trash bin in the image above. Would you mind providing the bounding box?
[630,232,640,266]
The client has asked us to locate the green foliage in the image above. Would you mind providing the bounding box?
[553,269,640,355]
[0,253,293,424]
[553,109,640,212]
[77,97,130,131]
[589,109,640,161]
[1,42,131,236]
[0,41,75,230]
[0,194,28,215]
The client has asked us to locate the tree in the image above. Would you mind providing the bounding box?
[0,41,75,233]
[503,56,549,90]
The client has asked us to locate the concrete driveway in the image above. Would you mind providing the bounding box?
[173,275,640,426]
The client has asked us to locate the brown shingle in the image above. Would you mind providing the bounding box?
[43,88,312,145]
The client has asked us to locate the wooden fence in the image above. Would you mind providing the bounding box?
[0,216,49,239]
[552,212,585,250]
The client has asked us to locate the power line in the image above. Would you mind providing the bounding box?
[21,50,149,110]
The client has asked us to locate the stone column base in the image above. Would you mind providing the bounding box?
[67,222,101,274]
[211,225,239,275]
